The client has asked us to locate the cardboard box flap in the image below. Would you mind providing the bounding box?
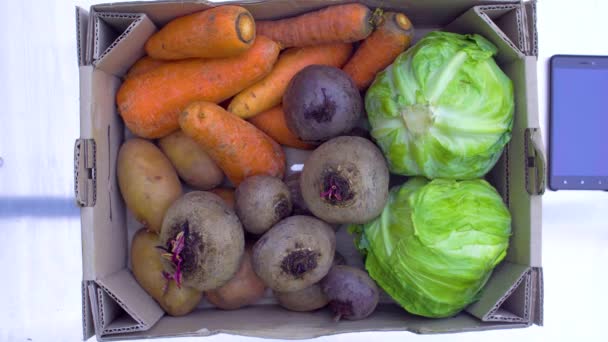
[79,68,127,281]
[91,1,520,27]
[446,4,523,65]
[95,269,164,336]
[92,12,157,76]
[94,1,214,26]
[96,305,528,340]
[76,7,89,66]
[501,57,543,267]
[466,262,530,323]
[530,267,543,326]
[523,0,538,57]
[82,281,95,340]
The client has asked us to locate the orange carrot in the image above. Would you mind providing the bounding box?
[125,56,167,79]
[145,6,256,60]
[256,4,374,48]
[116,36,280,139]
[179,101,285,186]
[343,11,414,90]
[228,43,352,118]
[209,188,236,209]
[249,106,314,150]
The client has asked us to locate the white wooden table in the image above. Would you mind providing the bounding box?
[0,0,606,341]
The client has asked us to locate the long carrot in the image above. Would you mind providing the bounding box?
[228,43,352,118]
[116,36,280,139]
[256,4,374,48]
[248,106,314,150]
[125,56,167,79]
[145,6,256,60]
[179,101,285,186]
[343,11,414,90]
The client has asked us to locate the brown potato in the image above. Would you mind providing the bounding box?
[158,130,224,190]
[131,229,202,316]
[205,246,266,310]
[160,191,245,291]
[117,138,182,233]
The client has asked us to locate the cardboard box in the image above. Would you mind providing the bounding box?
[75,1,545,340]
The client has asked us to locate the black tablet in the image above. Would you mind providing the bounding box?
[549,55,608,190]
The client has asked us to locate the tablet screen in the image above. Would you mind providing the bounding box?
[550,56,608,190]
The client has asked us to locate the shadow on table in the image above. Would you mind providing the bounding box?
[0,196,79,217]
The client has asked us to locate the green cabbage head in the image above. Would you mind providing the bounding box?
[365,31,514,179]
[351,178,511,318]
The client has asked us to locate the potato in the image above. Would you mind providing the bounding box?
[159,191,245,291]
[117,138,182,233]
[158,130,224,190]
[131,229,202,316]
[205,246,266,310]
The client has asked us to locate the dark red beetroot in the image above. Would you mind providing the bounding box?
[321,265,379,321]
[283,65,362,144]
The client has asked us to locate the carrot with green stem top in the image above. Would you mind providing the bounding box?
[116,36,280,139]
[228,43,352,118]
[343,11,414,90]
[256,3,376,48]
[146,6,256,60]
[179,101,285,186]
[249,106,314,150]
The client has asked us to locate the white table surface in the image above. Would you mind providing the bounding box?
[0,0,606,341]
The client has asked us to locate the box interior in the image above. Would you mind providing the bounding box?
[75,1,544,340]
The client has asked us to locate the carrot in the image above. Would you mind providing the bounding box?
[179,101,285,186]
[116,36,280,139]
[343,11,414,90]
[256,4,374,48]
[249,106,314,150]
[228,43,353,118]
[209,188,236,209]
[145,6,256,60]
[125,56,167,79]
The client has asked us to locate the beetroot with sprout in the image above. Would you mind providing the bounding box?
[252,215,335,292]
[159,191,245,292]
[301,136,389,224]
[321,265,379,321]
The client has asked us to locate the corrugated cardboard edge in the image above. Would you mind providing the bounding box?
[531,267,543,325]
[95,269,164,336]
[82,281,95,340]
[84,271,164,339]
[524,0,538,57]
[93,12,156,76]
[76,7,89,66]
[466,262,530,322]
